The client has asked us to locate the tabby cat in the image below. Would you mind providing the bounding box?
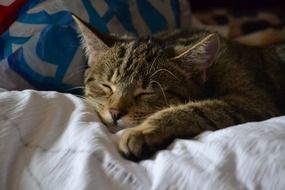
[73,15,285,160]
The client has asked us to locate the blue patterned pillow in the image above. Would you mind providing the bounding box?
[0,0,192,93]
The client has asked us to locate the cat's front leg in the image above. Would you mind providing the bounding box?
[118,97,276,160]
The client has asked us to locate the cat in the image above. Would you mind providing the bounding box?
[72,15,285,160]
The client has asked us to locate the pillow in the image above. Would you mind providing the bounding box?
[0,0,30,34]
[0,0,192,93]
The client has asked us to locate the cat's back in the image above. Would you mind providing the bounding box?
[222,39,285,113]
[264,42,285,97]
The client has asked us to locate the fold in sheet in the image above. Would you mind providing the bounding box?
[1,90,285,190]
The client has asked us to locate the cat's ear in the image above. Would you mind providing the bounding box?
[172,33,220,83]
[72,14,119,60]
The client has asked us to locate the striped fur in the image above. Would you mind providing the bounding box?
[74,17,285,160]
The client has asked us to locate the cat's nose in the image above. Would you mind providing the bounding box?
[109,108,127,124]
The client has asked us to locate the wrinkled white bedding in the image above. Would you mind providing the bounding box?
[1,89,285,190]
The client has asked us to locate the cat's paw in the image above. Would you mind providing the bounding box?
[118,123,168,161]
[118,128,146,160]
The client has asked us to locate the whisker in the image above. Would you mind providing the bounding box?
[150,80,169,106]
[63,86,85,93]
[75,95,86,99]
[64,67,87,81]
[150,68,178,80]
[67,86,85,90]
[171,33,216,60]
[75,95,90,104]
[148,55,160,74]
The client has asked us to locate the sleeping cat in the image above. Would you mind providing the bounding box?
[72,15,285,160]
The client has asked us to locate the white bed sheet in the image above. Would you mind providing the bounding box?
[1,89,285,190]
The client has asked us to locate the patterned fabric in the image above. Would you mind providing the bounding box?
[0,0,192,93]
[193,8,285,46]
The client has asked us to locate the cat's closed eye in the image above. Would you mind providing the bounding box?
[101,83,113,95]
[134,91,156,99]
[86,77,95,83]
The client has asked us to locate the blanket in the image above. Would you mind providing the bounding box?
[1,89,285,190]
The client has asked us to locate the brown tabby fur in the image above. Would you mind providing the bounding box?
[73,15,285,160]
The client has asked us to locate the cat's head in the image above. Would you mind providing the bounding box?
[73,15,220,132]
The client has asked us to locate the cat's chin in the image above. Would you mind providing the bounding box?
[105,120,135,133]
[106,124,125,133]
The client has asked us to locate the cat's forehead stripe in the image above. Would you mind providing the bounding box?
[119,41,136,76]
[123,41,136,64]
